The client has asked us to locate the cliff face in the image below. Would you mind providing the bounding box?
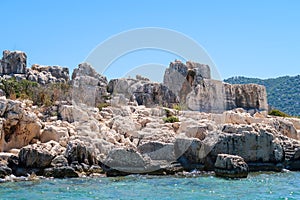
[163,60,268,112]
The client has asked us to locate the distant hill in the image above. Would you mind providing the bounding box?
[224,75,300,116]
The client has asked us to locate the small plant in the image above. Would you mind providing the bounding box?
[97,102,110,111]
[268,109,290,117]
[172,104,182,111]
[163,116,179,123]
[164,108,172,117]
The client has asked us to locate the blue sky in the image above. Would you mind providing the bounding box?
[1,1,299,80]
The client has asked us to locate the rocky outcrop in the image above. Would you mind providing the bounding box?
[224,83,268,111]
[72,63,109,107]
[26,64,69,85]
[108,78,178,107]
[163,60,268,112]
[214,154,248,178]
[0,50,27,74]
[0,97,41,152]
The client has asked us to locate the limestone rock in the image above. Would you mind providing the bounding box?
[163,60,268,112]
[225,83,268,111]
[104,148,146,172]
[175,138,205,170]
[18,141,64,168]
[214,154,248,178]
[206,125,284,170]
[44,166,79,178]
[0,50,26,74]
[108,78,178,108]
[65,139,97,165]
[40,125,69,143]
[137,141,175,161]
[72,63,108,107]
[26,64,69,84]
[0,98,41,152]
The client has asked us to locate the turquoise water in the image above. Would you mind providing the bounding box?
[0,172,300,200]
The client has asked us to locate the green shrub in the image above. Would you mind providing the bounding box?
[172,104,182,111]
[97,102,110,111]
[163,116,179,123]
[0,78,71,107]
[268,109,290,117]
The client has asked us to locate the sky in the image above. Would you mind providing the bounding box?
[0,1,299,81]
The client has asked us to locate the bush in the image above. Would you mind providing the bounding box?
[172,104,182,111]
[97,102,110,111]
[163,116,179,123]
[0,78,71,107]
[268,109,290,117]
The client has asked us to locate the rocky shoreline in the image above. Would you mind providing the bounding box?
[1,50,300,182]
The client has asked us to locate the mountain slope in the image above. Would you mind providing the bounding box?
[224,75,300,116]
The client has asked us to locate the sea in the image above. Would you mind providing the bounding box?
[0,171,299,200]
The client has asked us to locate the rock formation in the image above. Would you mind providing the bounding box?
[214,154,249,178]
[0,50,299,181]
[0,50,27,74]
[164,60,268,112]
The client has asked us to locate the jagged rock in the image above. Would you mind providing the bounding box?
[224,83,268,111]
[31,64,69,81]
[108,78,178,107]
[40,125,69,143]
[206,125,284,170]
[163,60,268,112]
[272,118,299,140]
[72,63,108,107]
[51,155,68,167]
[26,64,69,85]
[18,141,64,168]
[0,165,12,178]
[214,154,248,178]
[44,166,79,178]
[0,98,41,152]
[0,50,27,74]
[65,139,97,165]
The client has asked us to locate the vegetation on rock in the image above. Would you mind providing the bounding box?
[0,78,71,106]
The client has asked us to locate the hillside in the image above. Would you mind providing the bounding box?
[224,75,300,116]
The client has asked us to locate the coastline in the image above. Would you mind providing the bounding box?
[0,50,300,182]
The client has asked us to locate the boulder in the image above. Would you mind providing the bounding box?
[137,141,175,161]
[40,125,69,143]
[104,148,146,173]
[0,50,27,74]
[44,166,79,178]
[0,165,12,178]
[206,125,284,170]
[0,98,41,152]
[51,155,68,167]
[18,141,64,168]
[174,138,205,170]
[71,63,108,107]
[65,139,97,165]
[214,154,248,178]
